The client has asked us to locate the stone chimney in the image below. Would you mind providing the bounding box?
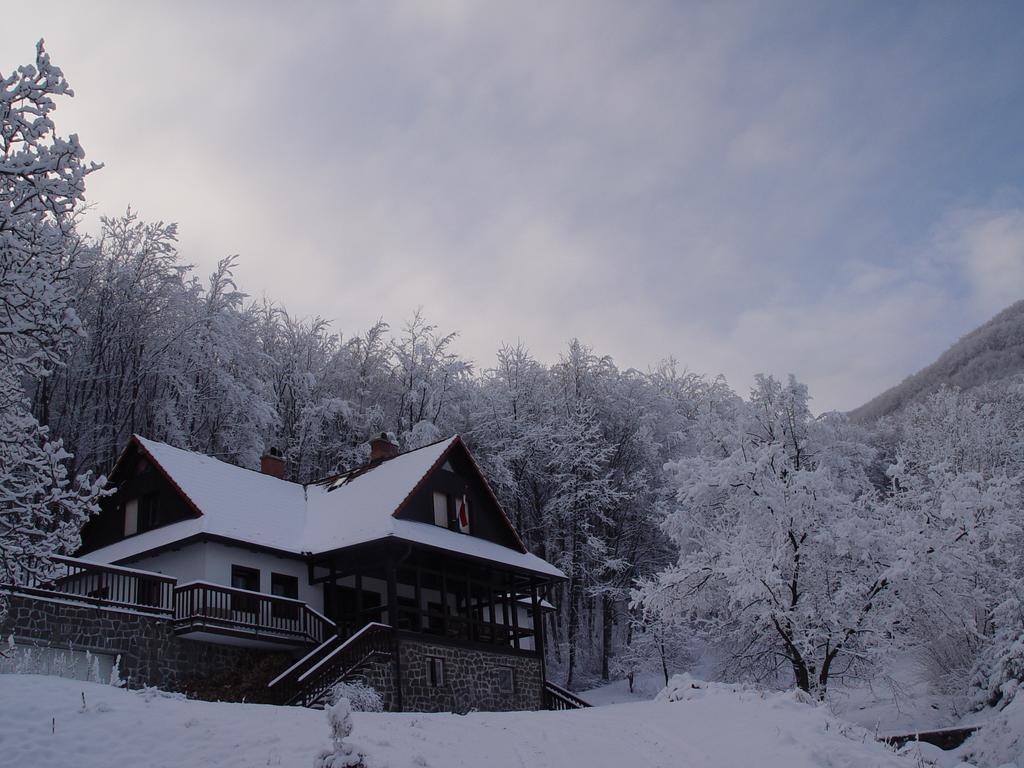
[260,447,285,479]
[370,432,400,462]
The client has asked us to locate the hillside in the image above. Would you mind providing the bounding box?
[850,300,1024,422]
[0,674,913,768]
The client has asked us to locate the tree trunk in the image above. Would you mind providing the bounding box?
[601,592,614,681]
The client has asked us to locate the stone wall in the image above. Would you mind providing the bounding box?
[347,657,396,711]
[396,635,544,712]
[1,593,546,713]
[0,592,288,696]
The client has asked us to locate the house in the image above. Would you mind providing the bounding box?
[2,434,584,712]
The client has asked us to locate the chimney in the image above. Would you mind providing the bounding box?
[370,432,400,462]
[260,447,285,479]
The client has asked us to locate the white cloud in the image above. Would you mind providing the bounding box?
[2,2,1023,413]
[939,206,1024,316]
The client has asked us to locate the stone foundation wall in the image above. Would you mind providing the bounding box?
[1,594,546,713]
[347,658,396,711]
[0,592,287,695]
[396,636,543,712]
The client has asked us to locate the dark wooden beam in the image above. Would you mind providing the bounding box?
[386,556,403,711]
[531,578,546,667]
[414,564,423,632]
[509,571,520,650]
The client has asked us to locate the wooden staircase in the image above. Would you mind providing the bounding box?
[543,680,591,710]
[266,622,393,708]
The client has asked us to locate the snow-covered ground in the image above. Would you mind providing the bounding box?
[579,672,667,706]
[580,655,965,737]
[826,655,968,737]
[0,673,918,768]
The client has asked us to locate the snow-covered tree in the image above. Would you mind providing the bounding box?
[611,609,690,690]
[0,41,103,615]
[545,397,625,688]
[885,384,1024,701]
[314,697,363,768]
[639,375,898,698]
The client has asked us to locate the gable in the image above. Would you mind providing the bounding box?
[394,440,524,551]
[79,440,200,554]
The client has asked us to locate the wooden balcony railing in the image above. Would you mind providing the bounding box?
[173,581,334,645]
[3,555,176,616]
[5,559,334,647]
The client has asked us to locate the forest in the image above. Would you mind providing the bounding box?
[3,42,1023,724]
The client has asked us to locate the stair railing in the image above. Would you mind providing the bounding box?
[543,680,591,710]
[268,622,393,707]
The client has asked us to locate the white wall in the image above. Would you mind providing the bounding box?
[130,543,207,584]
[202,542,323,610]
[128,541,323,612]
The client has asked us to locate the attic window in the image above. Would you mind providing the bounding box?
[433,492,448,528]
[138,494,163,533]
[124,498,138,537]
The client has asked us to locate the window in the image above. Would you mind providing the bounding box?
[231,565,260,591]
[138,494,162,533]
[271,572,298,599]
[494,666,514,694]
[427,656,445,688]
[231,565,260,614]
[123,499,138,537]
[432,492,448,528]
[271,572,299,621]
[425,600,445,635]
[395,594,418,630]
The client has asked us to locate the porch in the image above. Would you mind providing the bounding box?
[310,538,553,657]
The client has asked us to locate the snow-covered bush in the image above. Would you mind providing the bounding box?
[0,638,122,684]
[314,697,364,768]
[958,689,1024,767]
[656,674,754,703]
[330,681,383,712]
[970,598,1024,710]
[109,655,125,688]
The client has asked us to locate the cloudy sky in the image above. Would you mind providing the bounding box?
[5,1,1024,411]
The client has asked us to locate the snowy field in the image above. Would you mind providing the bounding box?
[581,657,968,736]
[0,674,923,768]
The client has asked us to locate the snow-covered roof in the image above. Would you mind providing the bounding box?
[82,435,564,580]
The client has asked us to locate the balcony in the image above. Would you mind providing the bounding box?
[173,581,334,648]
[3,557,334,649]
[4,555,176,616]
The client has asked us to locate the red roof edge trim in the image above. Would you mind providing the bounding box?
[126,435,205,521]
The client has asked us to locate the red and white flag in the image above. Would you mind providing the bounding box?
[457,495,470,533]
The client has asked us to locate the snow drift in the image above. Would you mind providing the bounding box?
[0,673,915,768]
